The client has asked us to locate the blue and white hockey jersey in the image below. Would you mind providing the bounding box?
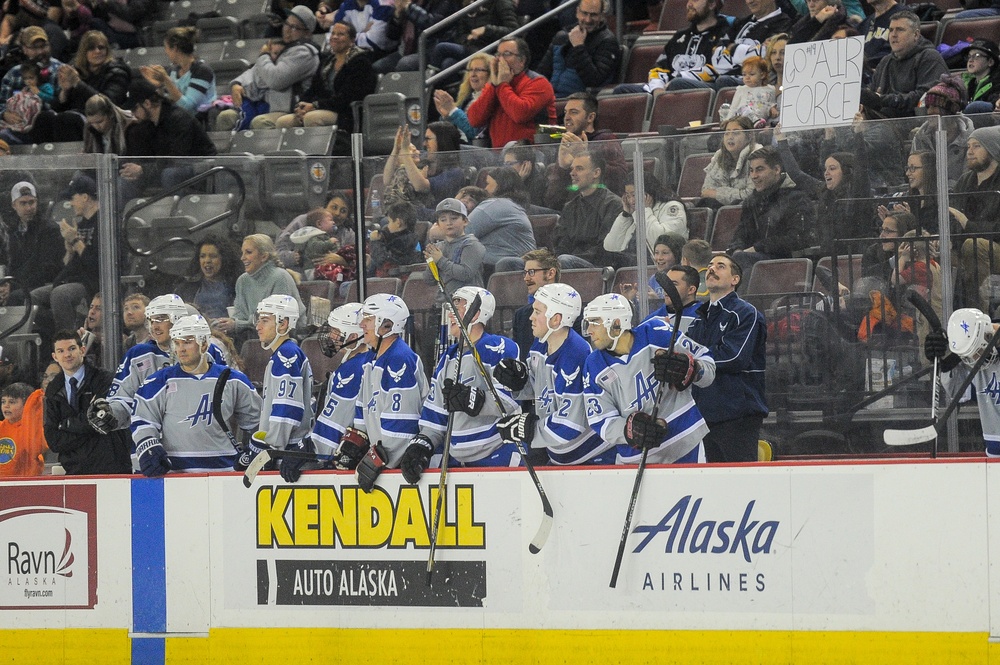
[259,339,313,449]
[584,318,715,464]
[419,332,520,464]
[354,337,428,467]
[131,362,261,471]
[312,350,367,456]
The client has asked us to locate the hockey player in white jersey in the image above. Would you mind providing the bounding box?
[582,293,715,464]
[925,308,1000,457]
[492,283,614,465]
[130,315,261,476]
[348,293,428,492]
[281,303,370,483]
[88,293,227,434]
[399,287,521,483]
[235,294,314,475]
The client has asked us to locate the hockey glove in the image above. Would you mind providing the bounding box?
[400,434,433,484]
[136,437,171,477]
[279,438,314,484]
[234,431,272,472]
[493,358,528,392]
[923,330,962,372]
[652,350,698,390]
[442,378,485,416]
[497,412,536,444]
[334,427,370,470]
[87,398,118,435]
[356,442,388,493]
[624,412,668,450]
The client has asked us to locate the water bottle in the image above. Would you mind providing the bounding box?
[719,103,731,121]
[369,186,380,220]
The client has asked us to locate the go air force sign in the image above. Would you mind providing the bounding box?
[0,484,98,609]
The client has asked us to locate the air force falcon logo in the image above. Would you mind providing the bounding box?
[276,351,296,369]
[484,339,505,354]
[335,372,355,389]
[559,367,580,385]
[387,363,407,383]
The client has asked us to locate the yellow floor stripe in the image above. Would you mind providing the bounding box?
[0,629,130,664]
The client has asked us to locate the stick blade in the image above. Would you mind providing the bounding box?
[528,512,553,554]
[242,450,272,487]
[883,425,937,446]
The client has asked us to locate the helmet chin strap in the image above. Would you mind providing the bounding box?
[260,319,290,352]
[605,319,626,354]
[539,315,560,345]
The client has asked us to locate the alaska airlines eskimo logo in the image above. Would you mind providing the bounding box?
[0,437,15,464]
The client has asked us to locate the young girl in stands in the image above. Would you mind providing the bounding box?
[0,382,48,477]
[722,56,776,128]
[369,200,422,278]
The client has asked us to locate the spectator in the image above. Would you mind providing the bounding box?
[544,92,627,209]
[428,0,518,73]
[510,248,559,360]
[174,235,241,321]
[44,329,131,474]
[765,32,788,115]
[380,0,460,73]
[604,172,688,259]
[120,78,217,190]
[433,52,493,143]
[274,21,377,139]
[860,11,948,119]
[0,0,56,48]
[858,0,905,70]
[280,192,356,266]
[0,382,46,477]
[212,234,305,340]
[963,39,1000,114]
[82,92,136,154]
[276,206,337,270]
[622,231,688,305]
[647,263,702,329]
[467,37,556,148]
[686,254,767,463]
[121,292,150,349]
[78,292,102,365]
[90,0,156,50]
[552,151,623,269]
[862,209,913,280]
[60,0,94,55]
[500,142,547,207]
[536,0,619,98]
[911,75,972,187]
[0,62,41,143]
[139,26,217,116]
[468,166,536,273]
[721,55,775,126]
[215,6,321,130]
[334,0,398,62]
[369,200,422,277]
[729,146,815,273]
[0,27,65,122]
[382,122,465,213]
[456,185,489,214]
[422,197,485,292]
[701,116,762,207]
[682,238,713,300]
[887,150,942,233]
[789,0,852,44]
[892,229,941,352]
[954,127,1000,311]
[5,181,62,304]
[613,0,732,95]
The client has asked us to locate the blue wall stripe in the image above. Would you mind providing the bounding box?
[132,637,165,664]
[131,478,167,638]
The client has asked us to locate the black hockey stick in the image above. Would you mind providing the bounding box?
[427,292,481,583]
[426,257,555,554]
[609,271,683,588]
[905,289,944,456]
[884,323,1000,447]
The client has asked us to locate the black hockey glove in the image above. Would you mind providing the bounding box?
[234,432,272,472]
[87,398,118,435]
[442,378,485,416]
[923,330,961,372]
[493,358,528,392]
[356,442,388,493]
[624,412,668,450]
[652,350,698,390]
[334,427,370,470]
[279,438,314,484]
[497,412,536,444]
[136,438,171,477]
[400,434,433,484]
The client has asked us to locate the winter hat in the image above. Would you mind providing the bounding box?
[970,126,1000,165]
[968,38,999,65]
[921,73,968,115]
[288,5,317,33]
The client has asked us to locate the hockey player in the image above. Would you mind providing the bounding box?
[399,287,521,483]
[282,303,370,483]
[582,293,715,464]
[492,283,614,464]
[130,315,261,476]
[925,308,1000,457]
[347,293,428,492]
[89,293,226,434]
[236,294,314,474]
[645,265,701,332]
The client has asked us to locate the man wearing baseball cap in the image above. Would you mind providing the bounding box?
[963,38,999,114]
[423,197,485,294]
[0,27,65,130]
[4,180,62,305]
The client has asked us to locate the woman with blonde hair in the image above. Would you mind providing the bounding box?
[433,52,494,142]
[139,26,217,115]
[82,93,136,154]
[58,30,131,110]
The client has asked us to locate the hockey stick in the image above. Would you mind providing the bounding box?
[426,257,555,554]
[884,323,1000,447]
[210,366,260,488]
[906,290,943,456]
[427,292,481,583]
[609,271,683,588]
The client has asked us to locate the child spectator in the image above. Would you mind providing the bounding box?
[423,198,485,293]
[722,56,776,127]
[369,200,422,278]
[0,62,42,143]
[0,382,48,477]
[61,0,94,53]
[682,238,713,301]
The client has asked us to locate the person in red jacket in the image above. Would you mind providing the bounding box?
[466,37,555,148]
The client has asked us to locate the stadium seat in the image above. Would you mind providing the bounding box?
[595,93,650,134]
[622,43,663,84]
[677,152,714,201]
[36,141,84,155]
[649,88,713,130]
[485,270,528,336]
[529,214,558,251]
[197,39,228,62]
[0,305,41,374]
[362,93,407,156]
[814,254,864,294]
[301,336,342,390]
[721,0,751,18]
[709,205,742,251]
[230,128,283,153]
[298,280,336,304]
[687,206,713,241]
[400,275,443,373]
[166,0,219,20]
[277,126,336,155]
[218,0,268,23]
[656,0,689,32]
[209,58,251,95]
[561,268,606,303]
[346,277,402,303]
[711,87,737,123]
[221,38,268,61]
[196,16,241,42]
[744,258,814,311]
[938,16,1000,46]
[207,130,233,153]
[175,193,237,236]
[240,338,270,388]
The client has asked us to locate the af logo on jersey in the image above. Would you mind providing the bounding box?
[388,364,407,383]
[983,373,1000,405]
[630,370,658,412]
[183,393,214,427]
[336,373,355,389]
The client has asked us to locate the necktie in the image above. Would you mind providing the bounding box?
[69,377,78,410]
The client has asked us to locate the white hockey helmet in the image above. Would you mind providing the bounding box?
[583,293,633,345]
[534,283,581,344]
[146,294,188,325]
[948,308,994,363]
[256,294,299,331]
[322,302,365,355]
[170,314,212,344]
[361,293,409,336]
[452,286,495,327]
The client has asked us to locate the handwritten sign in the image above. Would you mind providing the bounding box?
[779,36,864,130]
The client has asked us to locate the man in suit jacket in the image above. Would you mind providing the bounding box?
[44,329,131,474]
